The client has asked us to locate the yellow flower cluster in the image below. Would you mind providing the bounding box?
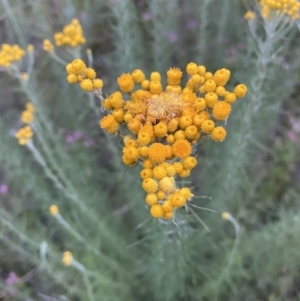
[66,59,103,92]
[0,44,25,68]
[21,102,35,124]
[259,0,300,20]
[54,18,86,47]
[43,39,54,52]
[15,103,35,145]
[15,126,33,145]
[95,62,247,219]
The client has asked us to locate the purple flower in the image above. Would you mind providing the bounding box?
[5,272,20,285]
[0,184,8,195]
[65,131,85,143]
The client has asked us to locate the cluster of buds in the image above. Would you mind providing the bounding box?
[43,18,85,53]
[0,44,25,68]
[43,18,85,52]
[260,0,300,20]
[21,102,35,124]
[15,103,35,145]
[66,59,103,92]
[67,60,247,219]
[54,18,86,47]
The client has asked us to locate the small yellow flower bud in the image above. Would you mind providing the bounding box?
[233,84,247,98]
[150,204,164,218]
[244,11,255,20]
[142,178,159,193]
[62,251,73,266]
[224,92,237,104]
[140,168,153,180]
[49,205,59,216]
[145,193,158,205]
[222,212,231,220]
[141,80,150,90]
[201,119,215,133]
[211,126,227,142]
[27,44,34,52]
[43,39,54,52]
[204,79,216,92]
[85,68,96,79]
[186,62,198,75]
[132,69,146,83]
[149,80,162,94]
[67,74,78,84]
[170,191,187,207]
[117,73,134,93]
[80,79,93,92]
[150,71,161,81]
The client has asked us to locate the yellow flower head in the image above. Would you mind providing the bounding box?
[85,68,96,79]
[123,147,139,161]
[186,62,198,75]
[172,139,192,159]
[182,156,197,170]
[146,92,186,120]
[150,71,161,81]
[26,102,35,113]
[212,101,231,120]
[211,126,227,142]
[93,79,104,90]
[67,74,78,84]
[167,68,182,85]
[201,119,215,133]
[49,205,59,216]
[71,59,86,75]
[140,168,153,180]
[159,177,175,193]
[80,79,94,92]
[142,178,159,193]
[234,84,248,98]
[213,69,231,86]
[117,73,134,93]
[100,115,119,134]
[146,193,158,205]
[180,187,193,199]
[222,212,231,220]
[150,204,164,218]
[244,11,256,20]
[169,191,187,208]
[154,122,168,138]
[132,69,146,83]
[138,131,151,145]
[149,80,163,94]
[62,251,73,266]
[148,143,167,163]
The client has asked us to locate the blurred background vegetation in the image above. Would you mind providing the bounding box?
[1,0,300,300]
